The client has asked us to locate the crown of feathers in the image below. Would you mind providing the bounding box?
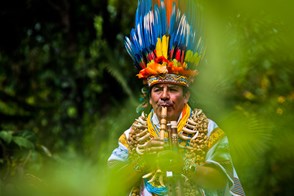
[125,0,204,87]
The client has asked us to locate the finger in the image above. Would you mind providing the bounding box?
[149,140,164,146]
[153,138,164,142]
[149,146,164,152]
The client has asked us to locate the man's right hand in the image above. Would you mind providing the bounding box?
[144,138,165,153]
[136,138,165,155]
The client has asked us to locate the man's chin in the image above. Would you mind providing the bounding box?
[167,108,175,115]
[167,114,179,121]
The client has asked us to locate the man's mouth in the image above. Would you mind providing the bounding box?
[159,103,173,107]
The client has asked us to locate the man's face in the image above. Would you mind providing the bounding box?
[149,83,190,121]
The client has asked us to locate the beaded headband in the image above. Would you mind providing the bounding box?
[147,74,189,87]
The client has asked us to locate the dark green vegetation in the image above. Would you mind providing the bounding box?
[0,0,293,195]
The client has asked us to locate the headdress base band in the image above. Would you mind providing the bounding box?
[147,74,189,87]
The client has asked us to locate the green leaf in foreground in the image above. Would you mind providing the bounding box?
[0,130,13,144]
[13,136,34,149]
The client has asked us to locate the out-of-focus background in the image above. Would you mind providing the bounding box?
[0,0,293,195]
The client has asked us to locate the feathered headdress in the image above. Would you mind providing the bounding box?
[125,0,204,87]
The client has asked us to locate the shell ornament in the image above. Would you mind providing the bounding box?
[181,109,209,169]
[128,112,150,157]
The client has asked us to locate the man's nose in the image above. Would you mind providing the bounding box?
[160,88,169,100]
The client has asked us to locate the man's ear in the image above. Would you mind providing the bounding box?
[184,91,190,104]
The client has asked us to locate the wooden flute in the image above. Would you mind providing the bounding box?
[160,107,183,196]
[160,107,167,140]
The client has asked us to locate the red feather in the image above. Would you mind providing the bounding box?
[175,48,181,61]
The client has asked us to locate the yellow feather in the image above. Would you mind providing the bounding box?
[162,35,169,58]
[156,38,162,57]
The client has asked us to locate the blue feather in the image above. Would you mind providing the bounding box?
[130,29,139,54]
[168,2,176,35]
[159,0,167,35]
[124,37,135,61]
[153,5,161,39]
[135,0,141,28]
[151,13,158,46]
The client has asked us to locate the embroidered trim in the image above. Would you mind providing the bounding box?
[118,134,129,149]
[231,177,246,196]
[207,127,225,149]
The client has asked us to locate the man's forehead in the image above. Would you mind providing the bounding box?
[152,83,182,88]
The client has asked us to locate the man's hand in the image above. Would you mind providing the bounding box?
[136,138,184,174]
[136,138,165,155]
[145,138,165,153]
[134,138,164,172]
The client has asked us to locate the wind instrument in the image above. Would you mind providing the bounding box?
[160,107,167,140]
[145,106,167,187]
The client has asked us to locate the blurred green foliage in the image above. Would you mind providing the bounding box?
[0,0,293,195]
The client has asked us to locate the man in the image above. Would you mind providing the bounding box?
[108,0,245,195]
